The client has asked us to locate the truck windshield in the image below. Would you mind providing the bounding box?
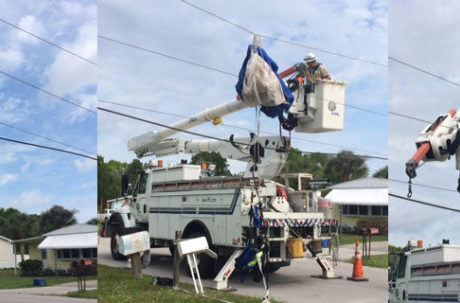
[133,173,148,197]
[393,254,407,281]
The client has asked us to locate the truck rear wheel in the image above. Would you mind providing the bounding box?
[110,228,129,261]
[184,231,216,279]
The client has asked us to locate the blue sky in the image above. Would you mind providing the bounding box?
[0,0,97,223]
[98,0,388,176]
[389,0,460,247]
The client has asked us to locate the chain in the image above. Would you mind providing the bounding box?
[407,178,413,198]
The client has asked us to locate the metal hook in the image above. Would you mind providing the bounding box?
[407,178,413,198]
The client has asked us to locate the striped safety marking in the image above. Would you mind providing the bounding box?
[263,219,340,228]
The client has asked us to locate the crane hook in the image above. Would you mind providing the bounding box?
[407,178,413,198]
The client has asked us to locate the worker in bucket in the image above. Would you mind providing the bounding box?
[304,53,331,93]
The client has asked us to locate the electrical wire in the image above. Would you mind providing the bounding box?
[0,120,96,156]
[389,111,456,131]
[0,17,96,65]
[0,69,96,114]
[97,36,386,117]
[180,0,386,67]
[389,193,460,213]
[98,99,387,156]
[0,136,97,160]
[98,106,388,160]
[389,57,460,88]
[389,178,458,194]
[98,35,238,77]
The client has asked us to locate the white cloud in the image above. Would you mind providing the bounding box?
[10,190,52,209]
[17,15,45,44]
[20,161,30,172]
[74,158,96,173]
[0,143,35,164]
[0,174,18,186]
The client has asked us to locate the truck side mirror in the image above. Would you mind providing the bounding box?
[121,174,129,197]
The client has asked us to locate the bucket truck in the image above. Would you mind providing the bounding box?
[107,63,347,286]
[405,109,460,195]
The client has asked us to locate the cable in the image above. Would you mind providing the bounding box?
[389,193,460,213]
[0,136,97,160]
[98,35,238,77]
[389,178,458,193]
[389,111,455,131]
[97,36,386,117]
[98,106,388,160]
[389,57,460,88]
[0,70,96,114]
[0,17,96,65]
[99,99,388,156]
[0,120,96,156]
[180,0,386,67]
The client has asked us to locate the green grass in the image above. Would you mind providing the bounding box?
[98,265,283,303]
[347,254,388,269]
[67,289,98,299]
[339,233,387,246]
[0,269,84,289]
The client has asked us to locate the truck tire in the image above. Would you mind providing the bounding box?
[110,228,129,261]
[184,231,216,279]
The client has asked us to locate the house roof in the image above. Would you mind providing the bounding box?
[328,177,387,190]
[38,233,97,249]
[0,235,12,243]
[43,224,97,236]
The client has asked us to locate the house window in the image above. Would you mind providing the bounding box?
[41,250,46,260]
[57,249,71,259]
[71,249,80,259]
[382,206,388,216]
[348,205,358,215]
[359,205,368,216]
[91,248,97,258]
[372,206,382,216]
[82,248,91,258]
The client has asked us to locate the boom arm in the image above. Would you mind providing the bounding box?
[405,108,460,192]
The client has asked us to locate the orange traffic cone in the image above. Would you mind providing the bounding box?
[347,240,368,281]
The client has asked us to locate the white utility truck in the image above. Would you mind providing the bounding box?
[107,63,347,281]
[389,240,460,302]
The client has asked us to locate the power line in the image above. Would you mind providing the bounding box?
[389,178,458,194]
[0,120,96,156]
[0,17,96,65]
[389,57,460,88]
[389,193,460,213]
[180,0,386,67]
[98,35,238,77]
[389,111,455,131]
[0,69,96,114]
[0,136,97,160]
[98,106,388,160]
[97,36,386,117]
[99,99,388,156]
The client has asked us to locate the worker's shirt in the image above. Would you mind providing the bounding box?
[306,63,331,84]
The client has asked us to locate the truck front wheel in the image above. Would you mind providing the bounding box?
[110,228,129,261]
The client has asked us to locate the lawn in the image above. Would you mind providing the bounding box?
[67,289,98,299]
[98,265,282,303]
[0,269,82,289]
[339,233,387,246]
[347,254,388,269]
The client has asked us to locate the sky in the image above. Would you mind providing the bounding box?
[388,0,460,247]
[0,0,97,223]
[98,0,388,177]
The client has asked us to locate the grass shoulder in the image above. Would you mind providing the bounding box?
[346,254,388,269]
[98,265,283,303]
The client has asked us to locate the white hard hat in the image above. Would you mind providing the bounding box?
[304,53,317,63]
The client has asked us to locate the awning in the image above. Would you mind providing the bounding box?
[38,233,97,250]
[324,188,388,206]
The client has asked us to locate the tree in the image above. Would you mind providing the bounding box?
[191,152,232,176]
[40,205,77,234]
[373,166,388,179]
[86,218,98,225]
[324,151,369,183]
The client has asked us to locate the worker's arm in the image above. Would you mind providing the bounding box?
[319,65,331,80]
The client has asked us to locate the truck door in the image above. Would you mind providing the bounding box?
[393,254,409,302]
[133,173,149,222]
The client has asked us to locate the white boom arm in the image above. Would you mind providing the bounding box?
[144,136,288,179]
[128,99,249,158]
[406,108,460,192]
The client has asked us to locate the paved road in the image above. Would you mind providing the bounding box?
[99,237,388,303]
[0,281,97,303]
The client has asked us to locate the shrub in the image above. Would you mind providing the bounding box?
[43,267,55,276]
[19,259,43,276]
